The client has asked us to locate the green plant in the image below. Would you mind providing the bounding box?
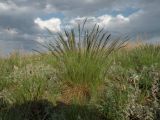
[45,20,127,102]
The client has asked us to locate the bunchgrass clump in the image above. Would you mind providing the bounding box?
[45,20,127,102]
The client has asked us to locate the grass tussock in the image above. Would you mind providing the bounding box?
[44,21,127,103]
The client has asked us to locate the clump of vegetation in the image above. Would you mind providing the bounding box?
[45,20,127,103]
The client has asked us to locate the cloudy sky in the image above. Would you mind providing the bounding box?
[0,0,160,55]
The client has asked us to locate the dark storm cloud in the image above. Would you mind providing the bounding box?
[46,0,131,16]
[0,0,160,55]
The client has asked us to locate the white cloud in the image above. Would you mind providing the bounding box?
[34,17,61,32]
[0,2,10,11]
[0,2,19,11]
[69,14,130,32]
[35,36,45,43]
[97,14,129,28]
[97,15,112,26]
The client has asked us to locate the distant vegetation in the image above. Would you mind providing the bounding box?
[0,21,160,120]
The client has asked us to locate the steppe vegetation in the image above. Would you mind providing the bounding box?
[0,22,160,120]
